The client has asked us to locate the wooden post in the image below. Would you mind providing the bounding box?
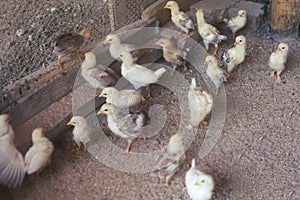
[271,0,300,37]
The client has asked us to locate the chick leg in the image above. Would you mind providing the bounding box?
[270,71,276,78]
[124,140,132,153]
[182,32,189,44]
[57,55,63,69]
[275,70,283,84]
[83,144,88,153]
[170,65,177,76]
[199,121,207,128]
[213,44,218,56]
[147,87,152,99]
[74,53,84,60]
[165,176,171,187]
[76,147,81,155]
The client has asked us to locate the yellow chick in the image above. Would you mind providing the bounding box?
[99,87,143,109]
[24,128,54,177]
[155,133,186,186]
[204,55,227,94]
[53,28,91,68]
[0,114,25,188]
[81,52,117,89]
[104,34,137,61]
[67,116,92,155]
[196,9,227,55]
[185,159,214,200]
[155,37,187,74]
[223,35,246,77]
[164,1,195,40]
[268,43,289,84]
[97,103,148,153]
[119,52,166,97]
[188,78,213,131]
[223,10,247,39]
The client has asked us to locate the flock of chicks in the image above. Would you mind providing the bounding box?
[0,1,290,199]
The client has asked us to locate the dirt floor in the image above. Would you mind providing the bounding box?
[1,1,300,200]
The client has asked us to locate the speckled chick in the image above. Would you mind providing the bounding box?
[196,9,227,55]
[81,52,117,89]
[223,35,246,75]
[67,116,92,155]
[156,37,187,74]
[97,103,148,153]
[25,128,54,176]
[155,133,186,186]
[0,114,25,188]
[104,34,137,61]
[185,159,214,200]
[164,1,195,39]
[268,42,289,84]
[188,78,213,130]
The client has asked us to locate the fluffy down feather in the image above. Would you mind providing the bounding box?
[119,52,166,90]
[188,78,213,128]
[81,52,117,89]
[268,43,289,84]
[185,159,214,200]
[196,9,227,55]
[0,114,25,188]
[154,133,186,186]
[223,10,247,38]
[25,128,54,175]
[204,55,227,94]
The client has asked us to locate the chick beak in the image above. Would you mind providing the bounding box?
[98,93,104,98]
[163,5,168,9]
[67,121,72,126]
[277,47,281,51]
[97,110,104,115]
[234,41,239,45]
[194,180,201,186]
[103,39,109,45]
[204,61,208,65]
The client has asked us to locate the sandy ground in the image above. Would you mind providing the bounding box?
[1,0,299,200]
[7,32,300,199]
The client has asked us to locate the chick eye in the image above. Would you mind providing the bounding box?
[109,39,112,41]
[73,122,76,124]
[282,47,285,49]
[202,180,205,183]
[104,93,107,95]
[240,40,242,42]
[104,109,108,112]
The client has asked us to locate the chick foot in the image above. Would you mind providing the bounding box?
[124,141,132,153]
[199,121,207,128]
[76,147,81,155]
[83,145,88,153]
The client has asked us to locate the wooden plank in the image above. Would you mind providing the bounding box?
[271,0,299,37]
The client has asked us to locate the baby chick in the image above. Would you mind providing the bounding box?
[53,28,91,68]
[164,1,195,41]
[204,55,227,94]
[119,52,166,97]
[24,128,54,177]
[196,9,227,55]
[268,43,289,84]
[0,114,25,188]
[156,37,187,74]
[155,133,186,186]
[99,87,143,109]
[67,116,92,155]
[188,78,213,131]
[97,103,148,153]
[104,34,137,61]
[81,52,117,89]
[185,159,214,200]
[223,35,246,78]
[223,10,247,39]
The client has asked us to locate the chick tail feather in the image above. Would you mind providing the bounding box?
[191,159,195,168]
[155,68,166,78]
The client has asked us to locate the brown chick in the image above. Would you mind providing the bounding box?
[156,37,187,75]
[53,28,91,69]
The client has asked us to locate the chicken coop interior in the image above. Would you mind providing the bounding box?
[0,0,299,199]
